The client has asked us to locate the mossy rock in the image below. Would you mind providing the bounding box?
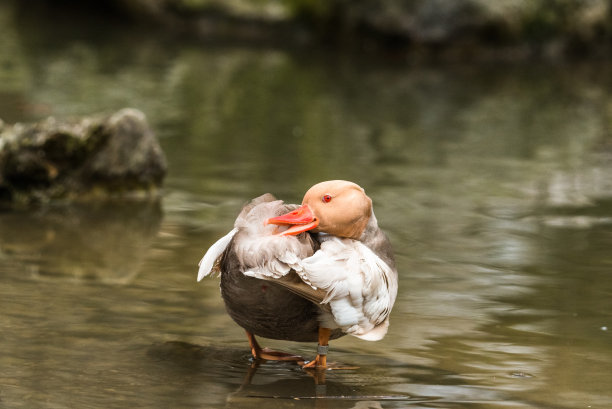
[0,108,167,205]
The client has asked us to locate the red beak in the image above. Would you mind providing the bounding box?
[265,205,319,236]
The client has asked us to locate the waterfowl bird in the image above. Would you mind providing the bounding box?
[197,180,398,369]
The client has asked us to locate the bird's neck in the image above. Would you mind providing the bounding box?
[358,210,379,241]
[358,210,396,270]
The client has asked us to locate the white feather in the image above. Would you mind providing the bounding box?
[199,199,314,282]
[231,200,314,279]
[297,237,398,341]
[197,228,238,281]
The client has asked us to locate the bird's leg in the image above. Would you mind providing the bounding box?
[302,327,331,369]
[246,331,263,360]
[245,330,305,361]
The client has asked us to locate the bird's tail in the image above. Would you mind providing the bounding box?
[197,228,238,281]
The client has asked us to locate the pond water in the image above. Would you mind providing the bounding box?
[1,3,612,408]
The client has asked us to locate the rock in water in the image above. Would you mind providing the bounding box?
[0,108,167,204]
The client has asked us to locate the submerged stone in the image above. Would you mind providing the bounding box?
[0,108,167,204]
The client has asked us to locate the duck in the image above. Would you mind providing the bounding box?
[197,180,398,369]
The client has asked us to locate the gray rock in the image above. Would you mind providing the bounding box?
[0,108,167,204]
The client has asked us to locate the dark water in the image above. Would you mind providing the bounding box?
[1,3,612,408]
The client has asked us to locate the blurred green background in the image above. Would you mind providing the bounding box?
[1,1,612,408]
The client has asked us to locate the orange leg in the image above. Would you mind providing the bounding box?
[245,331,305,362]
[302,327,331,369]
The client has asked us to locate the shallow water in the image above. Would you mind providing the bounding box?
[1,3,612,408]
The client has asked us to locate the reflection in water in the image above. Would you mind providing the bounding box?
[0,2,612,408]
[148,341,538,409]
[0,201,162,284]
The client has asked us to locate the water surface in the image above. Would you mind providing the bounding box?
[1,3,612,408]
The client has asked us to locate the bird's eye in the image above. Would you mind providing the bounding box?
[322,194,332,203]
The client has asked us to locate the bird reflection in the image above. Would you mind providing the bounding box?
[242,368,384,409]
[231,360,385,409]
[147,341,396,408]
